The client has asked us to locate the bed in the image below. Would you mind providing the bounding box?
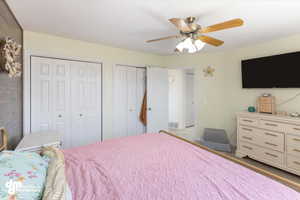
[0,129,299,199]
[62,131,300,200]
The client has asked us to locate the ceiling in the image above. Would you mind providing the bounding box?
[6,0,300,55]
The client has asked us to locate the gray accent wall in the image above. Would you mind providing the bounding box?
[0,0,23,149]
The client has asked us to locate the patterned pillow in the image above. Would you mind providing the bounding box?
[0,151,49,200]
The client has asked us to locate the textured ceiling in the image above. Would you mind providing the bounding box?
[6,0,300,55]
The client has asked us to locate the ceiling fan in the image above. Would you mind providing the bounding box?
[146,17,244,53]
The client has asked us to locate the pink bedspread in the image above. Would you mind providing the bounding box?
[63,134,300,200]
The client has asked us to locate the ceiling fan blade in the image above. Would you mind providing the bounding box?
[197,35,224,46]
[199,18,244,33]
[169,18,192,32]
[146,35,180,43]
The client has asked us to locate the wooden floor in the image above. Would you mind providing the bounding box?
[171,129,300,192]
[225,152,300,192]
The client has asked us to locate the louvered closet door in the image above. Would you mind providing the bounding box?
[31,57,70,147]
[70,61,102,147]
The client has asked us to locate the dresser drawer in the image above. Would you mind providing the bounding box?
[258,130,284,152]
[260,120,284,132]
[239,126,258,143]
[239,117,258,127]
[239,141,283,165]
[286,123,300,135]
[261,148,284,165]
[287,145,300,158]
[287,155,300,171]
[239,142,258,155]
[287,134,300,148]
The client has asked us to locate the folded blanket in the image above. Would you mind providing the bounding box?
[42,147,67,200]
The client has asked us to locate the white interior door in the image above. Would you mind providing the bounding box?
[185,73,195,127]
[52,59,71,147]
[31,57,70,134]
[147,67,169,133]
[70,61,102,147]
[31,57,53,133]
[127,67,138,136]
[31,56,102,148]
[113,66,128,138]
[113,65,146,138]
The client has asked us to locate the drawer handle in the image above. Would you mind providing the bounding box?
[293,161,300,165]
[242,136,252,141]
[293,128,300,131]
[243,119,254,123]
[242,145,253,150]
[293,138,300,142]
[265,152,278,158]
[264,132,278,137]
[265,123,278,127]
[242,128,253,132]
[293,149,300,153]
[265,142,278,147]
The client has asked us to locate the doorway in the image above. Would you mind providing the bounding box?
[168,68,196,140]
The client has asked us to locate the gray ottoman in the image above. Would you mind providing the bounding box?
[198,128,232,152]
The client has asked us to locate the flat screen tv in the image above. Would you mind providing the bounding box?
[242,52,300,88]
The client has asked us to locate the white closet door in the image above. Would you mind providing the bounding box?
[31,57,102,148]
[127,67,138,136]
[70,61,102,147]
[52,59,71,147]
[31,57,54,132]
[31,57,70,147]
[147,67,169,133]
[113,65,146,138]
[113,66,129,138]
[84,62,102,143]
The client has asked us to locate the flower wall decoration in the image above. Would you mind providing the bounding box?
[0,37,22,78]
[203,65,215,77]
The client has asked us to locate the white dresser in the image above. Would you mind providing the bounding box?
[15,132,61,154]
[236,112,300,176]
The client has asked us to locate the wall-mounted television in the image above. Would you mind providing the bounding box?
[242,52,300,88]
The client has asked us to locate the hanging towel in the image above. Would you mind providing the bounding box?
[139,91,147,126]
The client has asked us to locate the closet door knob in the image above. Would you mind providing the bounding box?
[58,114,62,118]
[80,114,83,117]
[148,107,152,111]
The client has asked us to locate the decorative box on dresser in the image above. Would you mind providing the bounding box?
[236,112,300,176]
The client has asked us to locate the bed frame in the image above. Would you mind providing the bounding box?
[159,130,300,191]
[0,127,8,152]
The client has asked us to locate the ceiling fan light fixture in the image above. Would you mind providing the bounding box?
[194,39,205,51]
[175,37,205,54]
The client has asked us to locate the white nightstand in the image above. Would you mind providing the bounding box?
[15,132,61,154]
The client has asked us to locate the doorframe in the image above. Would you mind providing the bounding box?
[23,49,103,138]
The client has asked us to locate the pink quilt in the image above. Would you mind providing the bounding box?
[63,134,300,200]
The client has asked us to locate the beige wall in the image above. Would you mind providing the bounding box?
[24,30,300,145]
[23,31,165,140]
[162,34,300,145]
